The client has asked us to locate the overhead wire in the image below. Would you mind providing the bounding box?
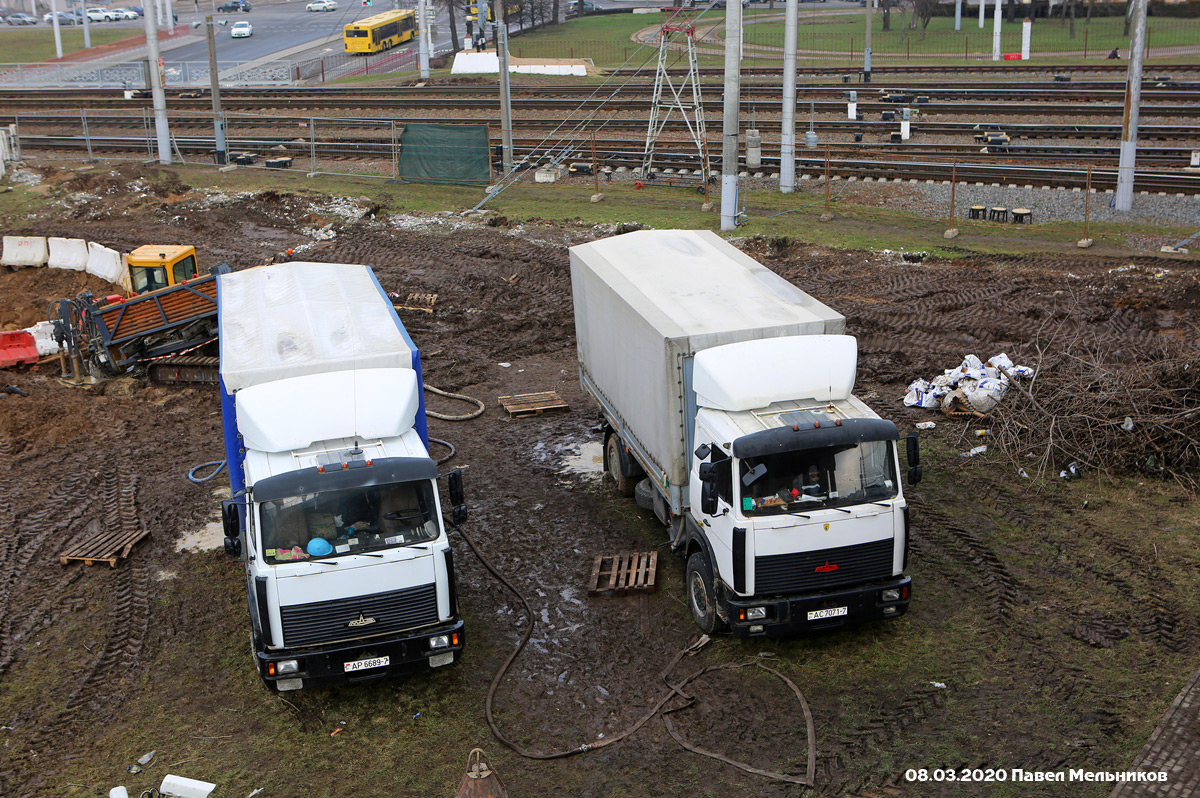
[474,5,726,208]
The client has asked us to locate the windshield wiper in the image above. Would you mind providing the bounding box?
[308,559,339,566]
[355,553,385,558]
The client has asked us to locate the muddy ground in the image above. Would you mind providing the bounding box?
[1,164,1199,797]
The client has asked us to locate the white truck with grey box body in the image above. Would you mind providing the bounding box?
[570,230,917,636]
[218,261,466,691]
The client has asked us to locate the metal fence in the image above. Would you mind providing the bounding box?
[0,59,295,89]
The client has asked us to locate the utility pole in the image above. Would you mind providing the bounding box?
[719,0,742,230]
[1115,0,1147,211]
[780,0,798,192]
[417,0,429,79]
[863,0,872,83]
[954,0,961,31]
[493,0,513,173]
[992,0,1002,60]
[50,0,63,59]
[143,4,171,164]
[200,16,227,164]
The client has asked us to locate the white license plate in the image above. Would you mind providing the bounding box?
[429,651,454,668]
[807,606,849,621]
[344,655,389,673]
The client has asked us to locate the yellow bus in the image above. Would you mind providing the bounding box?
[343,9,417,55]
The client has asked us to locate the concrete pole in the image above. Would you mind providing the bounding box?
[165,0,175,33]
[50,0,63,59]
[979,0,985,29]
[954,0,961,31]
[863,0,872,82]
[493,0,513,173]
[1021,16,1031,59]
[417,0,430,78]
[142,6,171,164]
[720,0,743,230]
[1115,0,1147,211]
[82,8,92,49]
[780,0,798,193]
[205,16,227,165]
[992,0,1002,60]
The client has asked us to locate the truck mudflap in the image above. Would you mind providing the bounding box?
[723,576,911,637]
[254,619,464,692]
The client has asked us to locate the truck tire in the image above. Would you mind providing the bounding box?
[686,551,724,634]
[605,434,636,498]
[634,477,655,511]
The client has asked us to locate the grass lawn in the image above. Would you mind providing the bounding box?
[0,26,144,62]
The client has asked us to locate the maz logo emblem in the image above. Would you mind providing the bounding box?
[347,613,377,627]
[814,561,839,573]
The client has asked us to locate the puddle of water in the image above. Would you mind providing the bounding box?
[559,441,604,478]
[175,520,224,553]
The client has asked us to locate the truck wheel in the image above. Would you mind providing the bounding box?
[605,435,636,498]
[686,552,724,634]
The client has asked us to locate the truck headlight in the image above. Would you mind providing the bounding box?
[738,606,767,621]
[270,659,299,676]
[881,589,901,602]
[429,635,450,649]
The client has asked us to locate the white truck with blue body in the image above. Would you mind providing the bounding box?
[570,230,918,636]
[218,261,465,691]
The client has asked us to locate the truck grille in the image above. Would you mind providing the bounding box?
[755,538,894,595]
[280,583,439,648]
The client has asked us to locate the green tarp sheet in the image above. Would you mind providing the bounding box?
[398,123,491,185]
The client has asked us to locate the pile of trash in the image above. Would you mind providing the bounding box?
[904,353,1035,417]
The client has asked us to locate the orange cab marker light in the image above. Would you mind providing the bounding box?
[452,633,459,646]
[267,662,277,676]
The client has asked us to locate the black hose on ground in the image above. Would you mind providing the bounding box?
[453,521,816,784]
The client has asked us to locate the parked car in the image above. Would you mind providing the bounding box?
[125,5,144,14]
[217,0,251,10]
[112,8,140,18]
[5,12,38,24]
[305,0,337,10]
[566,0,597,15]
[85,7,116,21]
[43,10,79,24]
[230,19,252,36]
[710,0,749,7]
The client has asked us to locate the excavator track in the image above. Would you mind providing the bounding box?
[145,355,220,384]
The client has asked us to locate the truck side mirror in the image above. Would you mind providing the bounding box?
[698,462,718,515]
[694,443,711,461]
[905,435,920,467]
[221,499,242,557]
[907,465,923,486]
[446,469,468,526]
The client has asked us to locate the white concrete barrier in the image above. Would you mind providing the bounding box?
[1,235,48,268]
[47,237,88,271]
[25,320,62,357]
[86,242,126,287]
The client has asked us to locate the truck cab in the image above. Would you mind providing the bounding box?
[685,337,911,635]
[124,244,200,295]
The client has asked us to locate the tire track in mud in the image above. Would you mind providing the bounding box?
[2,466,152,792]
[0,471,92,679]
[1056,523,1191,655]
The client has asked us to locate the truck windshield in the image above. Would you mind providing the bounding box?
[260,481,439,564]
[737,440,897,516]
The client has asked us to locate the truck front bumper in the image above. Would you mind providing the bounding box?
[725,576,911,637]
[255,619,464,691]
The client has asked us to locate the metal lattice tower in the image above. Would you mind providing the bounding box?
[642,8,710,186]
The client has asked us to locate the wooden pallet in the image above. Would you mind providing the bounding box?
[589,551,658,597]
[59,522,150,568]
[498,391,568,418]
[393,292,438,313]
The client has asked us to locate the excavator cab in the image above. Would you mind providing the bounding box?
[125,245,200,296]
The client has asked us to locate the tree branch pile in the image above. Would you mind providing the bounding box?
[987,335,1200,492]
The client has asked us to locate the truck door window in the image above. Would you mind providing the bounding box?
[260,482,440,564]
[130,265,168,293]
[739,441,897,516]
[172,254,197,285]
